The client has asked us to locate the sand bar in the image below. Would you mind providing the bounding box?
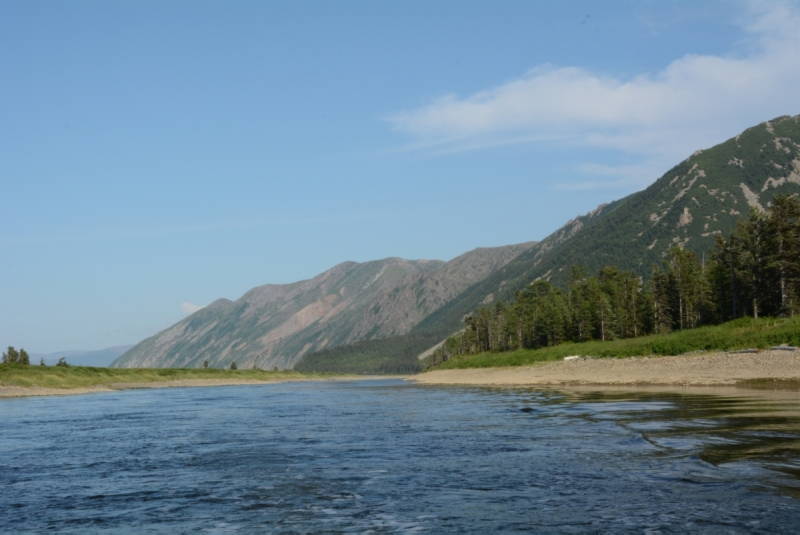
[0,375,396,399]
[412,349,800,387]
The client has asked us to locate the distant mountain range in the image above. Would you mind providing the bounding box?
[34,345,133,367]
[114,114,800,372]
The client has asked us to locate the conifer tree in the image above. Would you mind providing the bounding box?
[765,195,800,315]
[2,346,19,364]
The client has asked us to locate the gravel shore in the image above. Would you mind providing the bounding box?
[412,349,800,387]
[0,376,395,399]
[0,378,298,398]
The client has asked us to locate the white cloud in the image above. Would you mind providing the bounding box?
[180,301,205,315]
[387,1,800,189]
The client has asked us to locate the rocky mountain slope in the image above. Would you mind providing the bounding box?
[112,243,534,369]
[116,115,800,372]
[297,114,800,372]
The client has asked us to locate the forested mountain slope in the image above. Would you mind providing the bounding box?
[417,115,800,332]
[116,115,800,372]
[297,115,800,372]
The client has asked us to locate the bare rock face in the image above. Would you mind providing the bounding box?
[112,243,535,369]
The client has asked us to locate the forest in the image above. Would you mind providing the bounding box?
[426,196,800,367]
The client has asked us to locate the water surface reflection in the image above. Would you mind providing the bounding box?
[1,380,799,533]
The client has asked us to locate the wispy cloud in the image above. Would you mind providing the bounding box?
[180,302,204,315]
[387,1,800,189]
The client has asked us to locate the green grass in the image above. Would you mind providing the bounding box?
[432,316,800,369]
[0,365,323,389]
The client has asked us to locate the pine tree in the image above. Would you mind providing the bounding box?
[765,195,800,315]
[668,248,710,329]
[709,234,743,321]
[650,267,673,333]
[736,212,771,318]
[2,346,19,364]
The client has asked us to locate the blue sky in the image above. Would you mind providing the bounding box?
[3,0,799,352]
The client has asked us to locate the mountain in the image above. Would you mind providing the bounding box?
[33,345,134,367]
[112,243,535,369]
[296,114,800,371]
[116,115,800,373]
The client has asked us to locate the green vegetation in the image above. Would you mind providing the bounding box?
[294,332,442,374]
[0,365,318,390]
[433,316,800,369]
[427,196,800,368]
[111,117,800,374]
[2,346,30,366]
[320,116,800,373]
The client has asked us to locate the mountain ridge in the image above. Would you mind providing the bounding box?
[114,114,800,372]
[112,242,535,369]
[296,114,800,372]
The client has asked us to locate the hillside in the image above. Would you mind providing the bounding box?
[116,115,800,373]
[113,243,534,369]
[421,115,800,326]
[297,114,800,371]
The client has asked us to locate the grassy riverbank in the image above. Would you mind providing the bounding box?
[0,365,319,390]
[431,316,800,370]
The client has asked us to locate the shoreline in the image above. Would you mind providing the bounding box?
[0,375,399,399]
[412,349,800,388]
[7,349,800,398]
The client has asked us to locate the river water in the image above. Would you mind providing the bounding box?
[2,379,800,533]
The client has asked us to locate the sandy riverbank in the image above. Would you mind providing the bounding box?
[412,349,800,387]
[0,375,394,399]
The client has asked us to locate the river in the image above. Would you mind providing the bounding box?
[2,379,800,533]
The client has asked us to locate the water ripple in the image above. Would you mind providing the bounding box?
[2,380,800,532]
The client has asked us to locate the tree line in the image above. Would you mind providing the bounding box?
[2,346,70,367]
[2,346,31,365]
[428,195,800,366]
